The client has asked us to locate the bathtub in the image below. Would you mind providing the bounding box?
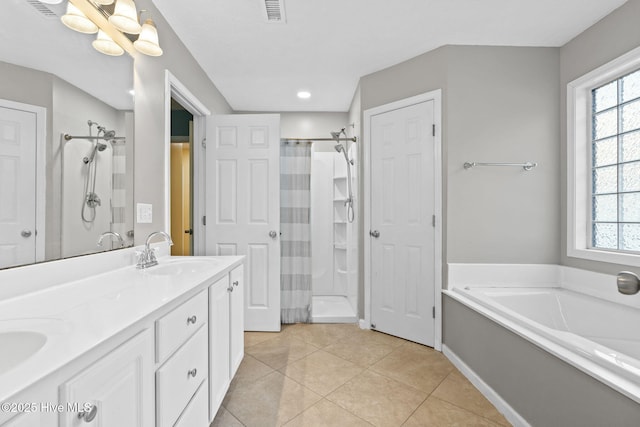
[443,264,640,426]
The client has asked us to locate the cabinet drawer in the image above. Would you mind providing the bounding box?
[174,380,209,427]
[156,325,208,427]
[156,289,207,362]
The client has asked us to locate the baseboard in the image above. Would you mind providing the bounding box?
[358,318,369,329]
[442,344,530,427]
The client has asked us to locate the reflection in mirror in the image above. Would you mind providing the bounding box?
[0,0,134,269]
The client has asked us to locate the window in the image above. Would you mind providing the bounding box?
[568,46,640,266]
[591,69,640,252]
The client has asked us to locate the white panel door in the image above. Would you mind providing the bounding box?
[0,105,37,269]
[370,101,435,346]
[206,114,281,332]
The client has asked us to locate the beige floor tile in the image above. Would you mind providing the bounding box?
[245,331,280,348]
[232,354,274,384]
[279,350,365,396]
[327,370,427,427]
[432,370,511,426]
[283,399,373,427]
[210,406,244,427]
[371,341,454,394]
[403,397,503,427]
[246,335,320,369]
[223,371,322,427]
[281,323,357,348]
[323,334,398,367]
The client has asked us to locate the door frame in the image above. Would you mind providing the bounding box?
[164,71,210,255]
[0,98,46,263]
[363,90,442,350]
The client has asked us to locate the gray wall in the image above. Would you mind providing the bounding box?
[356,45,561,292]
[132,0,233,243]
[560,0,640,275]
[280,112,348,139]
[446,46,560,264]
[443,295,640,426]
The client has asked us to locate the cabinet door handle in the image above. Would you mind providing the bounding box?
[188,368,197,378]
[227,285,234,292]
[78,404,98,422]
[233,280,239,287]
[187,315,197,325]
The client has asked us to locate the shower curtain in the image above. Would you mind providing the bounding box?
[280,140,312,324]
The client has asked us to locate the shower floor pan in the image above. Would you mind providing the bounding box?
[312,295,356,323]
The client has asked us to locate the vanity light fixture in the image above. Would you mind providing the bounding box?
[92,30,125,56]
[60,0,163,57]
[61,2,98,34]
[133,19,163,56]
[109,0,142,34]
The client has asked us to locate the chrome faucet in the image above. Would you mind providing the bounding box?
[97,231,125,249]
[617,271,640,295]
[137,231,173,269]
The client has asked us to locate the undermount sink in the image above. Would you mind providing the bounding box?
[143,258,220,276]
[0,331,47,376]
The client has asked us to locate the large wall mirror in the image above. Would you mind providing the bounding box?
[0,0,134,269]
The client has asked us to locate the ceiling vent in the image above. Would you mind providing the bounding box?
[263,0,286,23]
[26,0,64,19]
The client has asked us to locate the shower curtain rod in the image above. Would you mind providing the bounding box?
[282,137,357,142]
[64,134,125,141]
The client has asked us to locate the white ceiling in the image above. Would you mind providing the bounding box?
[154,0,628,112]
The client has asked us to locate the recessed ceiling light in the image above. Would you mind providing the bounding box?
[297,91,311,99]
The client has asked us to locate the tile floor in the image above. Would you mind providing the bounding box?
[211,323,511,427]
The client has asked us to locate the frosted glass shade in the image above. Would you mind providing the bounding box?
[133,19,163,56]
[61,3,98,34]
[93,0,115,4]
[109,0,142,34]
[92,30,124,56]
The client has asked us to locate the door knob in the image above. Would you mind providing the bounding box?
[21,230,32,238]
[269,230,278,239]
[78,404,98,422]
[370,230,380,238]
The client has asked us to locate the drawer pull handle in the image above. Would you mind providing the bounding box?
[188,368,198,378]
[227,285,234,293]
[78,404,98,422]
[233,280,239,287]
[187,315,197,325]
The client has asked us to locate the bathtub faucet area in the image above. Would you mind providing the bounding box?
[136,231,174,269]
[617,271,640,295]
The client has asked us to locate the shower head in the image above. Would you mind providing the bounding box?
[97,142,108,151]
[334,144,344,153]
[102,130,116,139]
[330,131,341,141]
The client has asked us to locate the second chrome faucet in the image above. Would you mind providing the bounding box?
[137,231,174,269]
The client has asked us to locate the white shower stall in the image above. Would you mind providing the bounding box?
[310,142,358,323]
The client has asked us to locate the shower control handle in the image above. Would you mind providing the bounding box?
[269,230,278,239]
[21,230,32,238]
[370,230,380,238]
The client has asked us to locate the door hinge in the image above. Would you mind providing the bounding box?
[432,306,436,319]
[432,215,436,227]
[202,215,206,226]
[432,124,435,137]
[202,138,207,149]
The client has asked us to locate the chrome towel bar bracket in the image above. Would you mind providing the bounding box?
[463,161,537,171]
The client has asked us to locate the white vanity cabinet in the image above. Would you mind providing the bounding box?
[208,264,245,421]
[229,265,244,378]
[208,275,231,418]
[155,290,208,427]
[59,329,155,427]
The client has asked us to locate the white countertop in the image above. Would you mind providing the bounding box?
[0,255,244,403]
